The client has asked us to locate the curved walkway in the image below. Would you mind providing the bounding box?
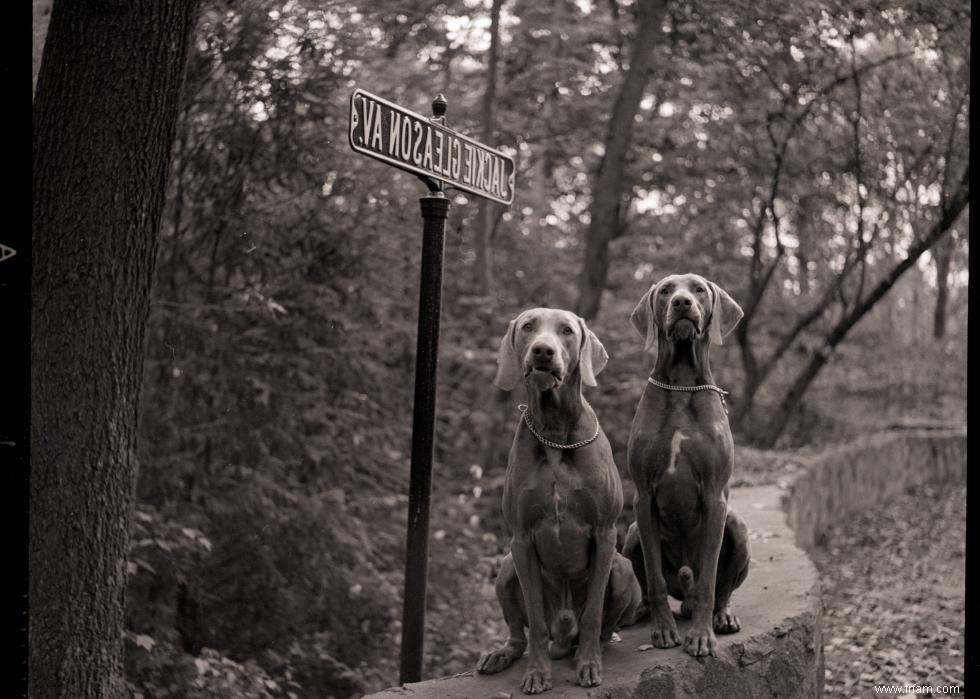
[366,486,822,698]
[365,430,965,699]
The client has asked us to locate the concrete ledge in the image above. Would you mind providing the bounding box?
[782,429,966,552]
[366,486,822,698]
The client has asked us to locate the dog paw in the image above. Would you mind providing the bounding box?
[520,665,552,695]
[649,614,681,648]
[713,607,741,634]
[575,655,602,688]
[477,643,524,675]
[683,625,718,657]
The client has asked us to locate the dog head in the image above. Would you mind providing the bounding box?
[630,274,743,354]
[493,308,609,392]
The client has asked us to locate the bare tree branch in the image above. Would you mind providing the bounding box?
[754,163,970,447]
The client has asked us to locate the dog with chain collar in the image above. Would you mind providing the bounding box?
[623,273,751,658]
[477,307,641,694]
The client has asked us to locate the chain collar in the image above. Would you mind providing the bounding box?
[517,401,601,450]
[647,377,729,411]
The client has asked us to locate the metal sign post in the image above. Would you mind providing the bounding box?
[348,89,514,685]
[400,199,447,685]
[400,95,449,685]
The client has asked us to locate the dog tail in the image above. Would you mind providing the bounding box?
[548,608,579,659]
[555,608,578,641]
[548,580,578,659]
[679,566,696,597]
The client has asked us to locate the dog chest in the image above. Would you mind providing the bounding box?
[515,459,600,521]
[530,510,593,578]
[510,459,604,576]
[631,418,732,488]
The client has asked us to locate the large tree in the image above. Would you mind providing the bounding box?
[721,5,971,444]
[754,164,969,446]
[576,0,668,319]
[473,0,504,296]
[31,1,200,695]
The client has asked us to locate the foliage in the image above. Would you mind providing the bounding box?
[125,641,288,699]
[102,0,971,695]
[593,0,971,444]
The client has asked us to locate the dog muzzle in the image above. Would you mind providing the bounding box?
[668,317,701,341]
[525,367,563,390]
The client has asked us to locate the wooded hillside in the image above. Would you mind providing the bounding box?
[32,1,968,696]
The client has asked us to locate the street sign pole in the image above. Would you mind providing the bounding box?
[399,95,449,685]
[347,87,514,684]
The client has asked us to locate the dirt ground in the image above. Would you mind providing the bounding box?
[811,483,966,697]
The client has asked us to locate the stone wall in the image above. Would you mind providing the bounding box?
[781,429,967,552]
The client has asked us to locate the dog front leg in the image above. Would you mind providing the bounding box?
[574,525,616,687]
[685,496,727,657]
[510,535,552,695]
[634,493,681,648]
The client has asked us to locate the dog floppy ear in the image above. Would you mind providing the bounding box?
[577,317,609,387]
[629,283,659,354]
[493,318,521,391]
[707,282,744,345]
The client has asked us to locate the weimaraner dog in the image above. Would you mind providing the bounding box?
[478,308,641,694]
[623,273,751,657]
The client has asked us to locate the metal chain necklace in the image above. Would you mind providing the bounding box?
[517,401,601,450]
[647,377,729,411]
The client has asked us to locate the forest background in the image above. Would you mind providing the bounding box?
[32,0,969,696]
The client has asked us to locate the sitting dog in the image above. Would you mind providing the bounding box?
[478,308,641,694]
[623,274,751,657]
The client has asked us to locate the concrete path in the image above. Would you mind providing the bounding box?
[366,486,822,698]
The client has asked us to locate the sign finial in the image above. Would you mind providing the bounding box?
[432,94,448,118]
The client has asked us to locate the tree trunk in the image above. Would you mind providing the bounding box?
[795,197,812,295]
[753,165,969,448]
[575,0,667,319]
[526,0,564,221]
[732,261,849,434]
[932,231,954,338]
[731,319,761,434]
[31,2,200,696]
[474,0,503,296]
[731,372,761,435]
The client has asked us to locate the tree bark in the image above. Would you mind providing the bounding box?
[575,0,667,319]
[474,0,503,296]
[31,1,200,696]
[526,0,564,223]
[752,165,969,448]
[932,231,954,338]
[732,268,849,434]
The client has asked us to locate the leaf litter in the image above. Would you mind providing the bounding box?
[810,483,964,696]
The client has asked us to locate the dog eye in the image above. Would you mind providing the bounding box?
[660,287,670,295]
[562,326,574,335]
[521,322,533,331]
[696,286,706,293]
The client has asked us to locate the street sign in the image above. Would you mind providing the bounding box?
[349,88,515,205]
[347,90,514,685]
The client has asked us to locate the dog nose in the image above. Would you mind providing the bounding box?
[671,295,693,309]
[531,343,555,359]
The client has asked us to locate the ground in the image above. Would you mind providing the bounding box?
[811,483,965,696]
